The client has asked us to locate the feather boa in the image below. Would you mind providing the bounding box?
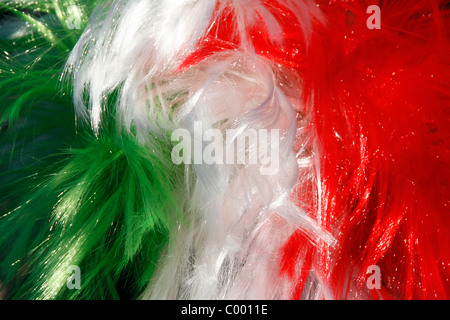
[0,0,449,300]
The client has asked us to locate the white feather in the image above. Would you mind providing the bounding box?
[141,52,330,299]
[66,0,330,300]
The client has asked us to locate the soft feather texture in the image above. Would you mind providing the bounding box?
[1,130,186,299]
[142,52,328,299]
[66,0,324,137]
[281,0,450,299]
[66,0,218,137]
[66,0,329,300]
[2,0,449,300]
[0,0,98,215]
[0,0,187,299]
[169,0,450,300]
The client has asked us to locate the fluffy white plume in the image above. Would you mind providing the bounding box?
[66,0,330,299]
[141,52,330,299]
[66,0,217,137]
[66,0,323,138]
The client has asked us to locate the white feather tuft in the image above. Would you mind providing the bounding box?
[65,0,330,299]
[141,52,329,299]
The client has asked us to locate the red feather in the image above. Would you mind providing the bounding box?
[181,0,450,299]
[287,0,450,299]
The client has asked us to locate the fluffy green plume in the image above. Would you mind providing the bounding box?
[0,0,185,299]
[1,130,185,299]
[0,0,95,205]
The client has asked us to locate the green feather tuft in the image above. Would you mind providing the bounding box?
[1,131,185,299]
[0,0,186,299]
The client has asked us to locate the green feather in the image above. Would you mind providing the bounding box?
[0,0,186,299]
[1,131,185,299]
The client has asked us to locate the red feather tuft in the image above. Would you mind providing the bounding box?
[285,0,450,299]
[180,0,312,71]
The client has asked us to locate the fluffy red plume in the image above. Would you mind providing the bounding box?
[180,0,450,300]
[283,0,450,299]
